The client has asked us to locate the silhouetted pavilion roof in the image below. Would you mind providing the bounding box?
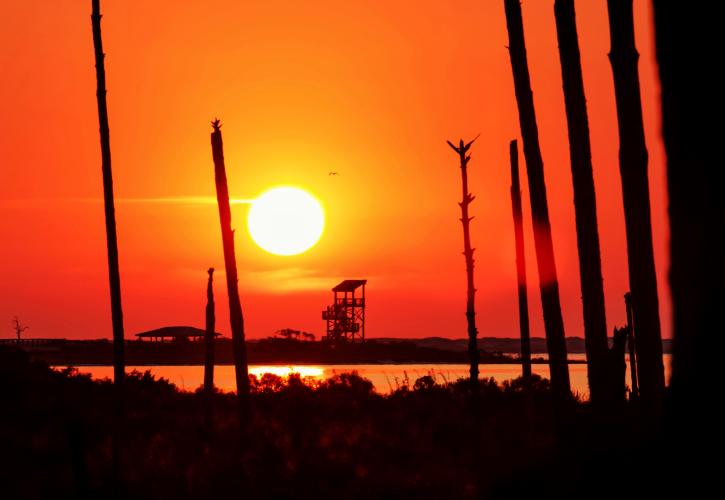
[136,326,221,339]
[332,280,367,292]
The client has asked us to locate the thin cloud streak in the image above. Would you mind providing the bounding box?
[0,197,255,206]
[117,197,254,205]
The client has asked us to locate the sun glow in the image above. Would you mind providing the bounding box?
[249,366,325,379]
[247,186,325,256]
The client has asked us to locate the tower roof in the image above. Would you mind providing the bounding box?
[332,279,367,292]
[135,326,221,339]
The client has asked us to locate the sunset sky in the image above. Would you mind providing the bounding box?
[0,1,669,342]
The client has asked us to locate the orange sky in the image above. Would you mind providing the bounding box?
[0,1,669,342]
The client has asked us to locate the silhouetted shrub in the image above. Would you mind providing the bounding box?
[0,346,665,499]
[413,375,436,391]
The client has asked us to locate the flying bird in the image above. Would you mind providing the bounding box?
[328,171,339,176]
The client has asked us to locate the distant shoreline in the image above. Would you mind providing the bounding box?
[4,336,611,366]
[0,335,673,350]
[50,359,589,368]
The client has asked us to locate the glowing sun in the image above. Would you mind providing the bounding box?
[247,186,325,256]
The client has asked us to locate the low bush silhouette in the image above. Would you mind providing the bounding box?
[0,346,666,499]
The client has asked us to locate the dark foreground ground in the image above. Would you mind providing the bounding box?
[0,346,688,499]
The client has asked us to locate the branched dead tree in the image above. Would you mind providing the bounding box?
[12,316,29,341]
[203,268,215,395]
[504,0,570,400]
[210,120,250,419]
[447,136,480,388]
[607,0,664,408]
[554,0,613,405]
[509,140,532,379]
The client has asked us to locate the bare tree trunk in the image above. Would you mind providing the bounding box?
[503,0,570,400]
[653,0,720,424]
[447,137,480,389]
[607,0,665,409]
[553,0,613,405]
[91,1,125,492]
[91,0,125,387]
[624,291,639,400]
[210,120,250,419]
[509,140,532,379]
[204,268,215,394]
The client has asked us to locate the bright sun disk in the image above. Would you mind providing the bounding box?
[247,186,324,256]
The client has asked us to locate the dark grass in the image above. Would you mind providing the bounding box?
[0,346,672,499]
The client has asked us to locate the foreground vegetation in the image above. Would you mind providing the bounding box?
[1,347,672,499]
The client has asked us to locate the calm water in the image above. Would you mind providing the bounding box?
[64,354,672,399]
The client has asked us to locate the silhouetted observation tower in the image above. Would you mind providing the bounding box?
[322,280,367,343]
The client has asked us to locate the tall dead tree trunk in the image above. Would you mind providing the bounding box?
[91,0,125,386]
[554,0,613,405]
[509,140,532,379]
[653,0,720,425]
[607,0,665,409]
[204,268,215,394]
[91,0,125,490]
[447,137,480,388]
[504,0,570,400]
[210,120,250,418]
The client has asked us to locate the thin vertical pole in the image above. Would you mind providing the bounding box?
[91,1,125,492]
[91,0,125,385]
[350,288,357,343]
[362,284,366,343]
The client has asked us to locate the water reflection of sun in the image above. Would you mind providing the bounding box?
[249,365,325,379]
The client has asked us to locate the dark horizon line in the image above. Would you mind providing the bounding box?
[0,335,674,343]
